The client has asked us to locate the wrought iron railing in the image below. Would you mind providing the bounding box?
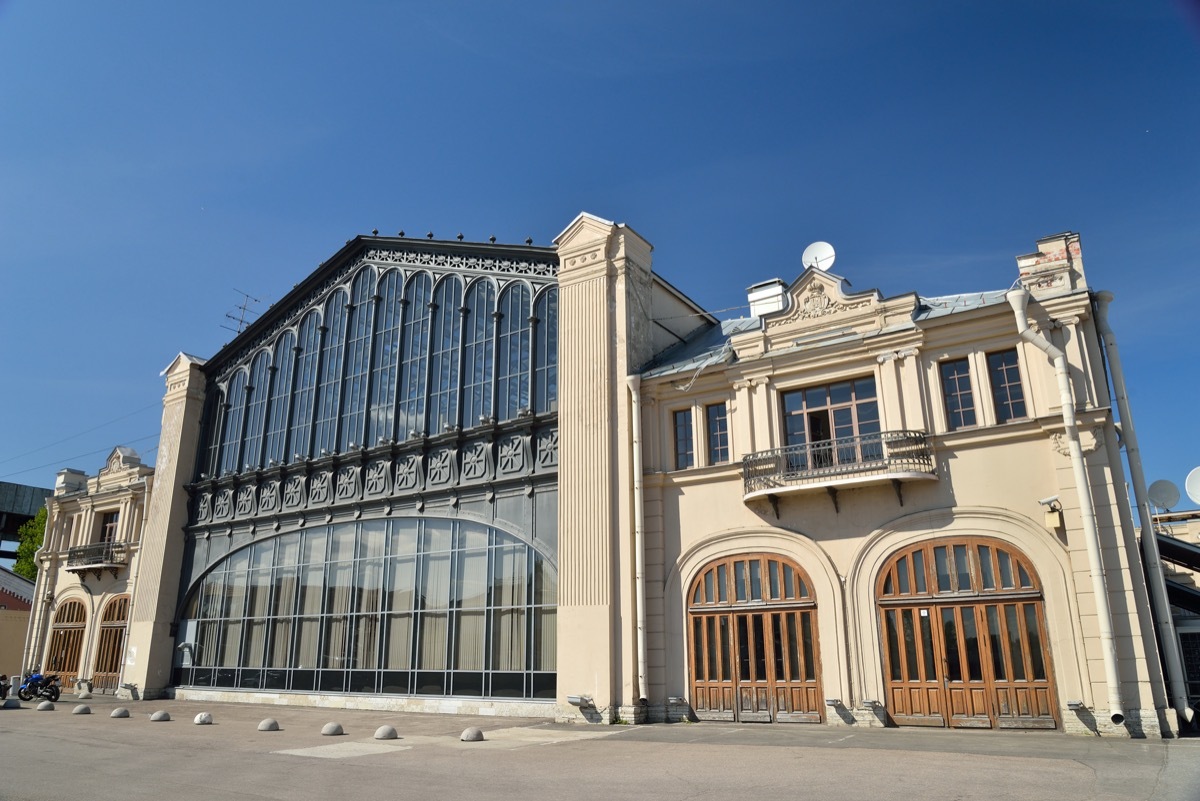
[66,542,127,568]
[742,430,935,496]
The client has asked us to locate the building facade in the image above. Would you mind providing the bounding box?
[23,448,152,692]
[69,214,1180,736]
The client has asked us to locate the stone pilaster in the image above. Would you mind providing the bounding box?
[554,213,653,721]
[120,353,206,699]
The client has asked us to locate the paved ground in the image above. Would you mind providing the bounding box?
[2,695,1199,801]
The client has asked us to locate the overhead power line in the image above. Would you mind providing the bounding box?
[0,433,161,481]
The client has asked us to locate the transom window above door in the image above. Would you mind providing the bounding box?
[691,554,814,607]
[878,537,1039,600]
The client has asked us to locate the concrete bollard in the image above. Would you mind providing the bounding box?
[150,711,171,721]
[111,708,130,718]
[321,722,344,736]
[258,718,280,731]
[36,701,54,711]
[374,725,398,740]
[194,712,213,725]
[460,727,485,742]
[72,705,92,715]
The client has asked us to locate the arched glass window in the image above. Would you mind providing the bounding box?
[461,280,496,427]
[263,331,296,465]
[496,284,531,421]
[313,290,349,455]
[219,370,249,474]
[241,351,272,470]
[178,518,556,699]
[533,286,557,414]
[339,270,376,452]
[428,276,463,434]
[368,270,404,446]
[290,312,322,460]
[201,387,225,477]
[398,273,433,437]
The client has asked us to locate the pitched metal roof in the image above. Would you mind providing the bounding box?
[914,289,1010,321]
[641,317,760,379]
[0,565,35,603]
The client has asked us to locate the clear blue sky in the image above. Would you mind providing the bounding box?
[1,1,1198,506]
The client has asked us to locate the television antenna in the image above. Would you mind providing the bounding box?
[1186,467,1200,506]
[220,289,261,335]
[1148,479,1181,512]
[801,241,836,272]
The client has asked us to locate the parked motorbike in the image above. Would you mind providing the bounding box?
[17,671,61,702]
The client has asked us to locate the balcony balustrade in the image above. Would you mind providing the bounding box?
[65,542,128,576]
[742,430,936,503]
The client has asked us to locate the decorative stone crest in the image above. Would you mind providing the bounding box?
[259,480,279,514]
[461,442,490,481]
[213,489,233,520]
[1052,427,1104,457]
[427,449,454,486]
[498,436,525,474]
[364,460,390,496]
[395,455,421,491]
[236,486,256,517]
[536,430,558,469]
[335,465,359,500]
[309,471,331,504]
[282,476,305,509]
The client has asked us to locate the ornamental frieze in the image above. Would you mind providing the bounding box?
[766,282,876,330]
[197,492,212,522]
[213,489,233,520]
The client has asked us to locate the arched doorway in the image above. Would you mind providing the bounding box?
[688,553,822,723]
[876,537,1059,729]
[45,600,87,686]
[92,596,130,692]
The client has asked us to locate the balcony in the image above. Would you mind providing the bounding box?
[66,542,128,577]
[742,430,937,506]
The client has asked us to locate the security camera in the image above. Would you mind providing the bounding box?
[1037,496,1060,508]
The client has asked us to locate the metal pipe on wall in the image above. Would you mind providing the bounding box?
[627,375,649,705]
[1094,291,1191,725]
[1006,287,1125,725]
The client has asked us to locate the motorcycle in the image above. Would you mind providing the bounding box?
[17,671,61,703]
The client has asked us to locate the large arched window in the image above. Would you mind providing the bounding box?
[219,370,249,475]
[398,273,433,437]
[496,283,531,421]
[876,537,1057,729]
[368,270,404,445]
[461,280,496,427]
[263,331,296,465]
[290,312,322,460]
[242,351,272,470]
[340,269,376,451]
[46,599,87,682]
[427,276,463,434]
[313,290,349,455]
[688,554,822,723]
[533,287,557,414]
[178,518,556,699]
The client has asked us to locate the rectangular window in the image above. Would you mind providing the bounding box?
[99,511,120,544]
[673,409,694,470]
[987,348,1026,423]
[939,358,976,430]
[705,402,729,464]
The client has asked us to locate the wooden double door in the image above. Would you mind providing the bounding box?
[880,599,1058,729]
[689,555,823,723]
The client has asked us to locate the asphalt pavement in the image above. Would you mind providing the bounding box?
[2,694,1198,801]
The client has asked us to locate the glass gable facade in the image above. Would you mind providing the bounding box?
[182,240,559,703]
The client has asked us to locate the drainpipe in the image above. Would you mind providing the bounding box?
[1094,292,1192,725]
[1006,287,1125,726]
[627,375,649,705]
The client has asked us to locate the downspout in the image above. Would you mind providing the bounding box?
[627,375,649,705]
[1094,292,1192,725]
[1006,287,1125,725]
